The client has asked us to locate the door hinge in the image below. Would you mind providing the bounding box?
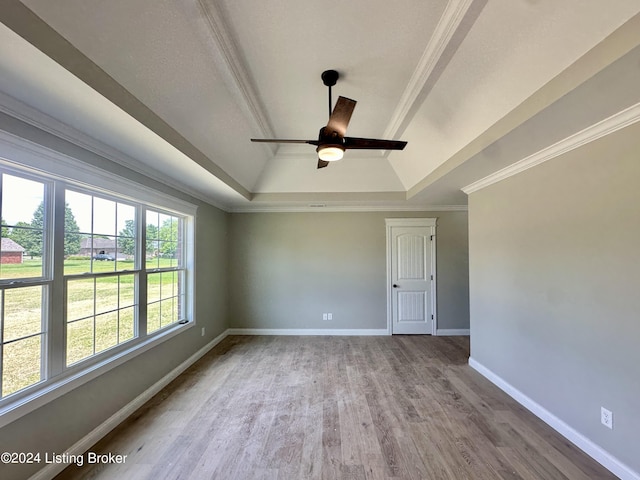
[431,315,434,320]
[430,235,434,241]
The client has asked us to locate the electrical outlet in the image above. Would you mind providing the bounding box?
[327,313,333,320]
[322,313,328,320]
[601,407,613,429]
[201,327,205,337]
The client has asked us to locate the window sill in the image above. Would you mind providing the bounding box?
[0,320,194,429]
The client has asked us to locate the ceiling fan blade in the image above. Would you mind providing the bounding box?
[251,138,319,145]
[343,137,407,150]
[317,159,330,169]
[325,96,356,137]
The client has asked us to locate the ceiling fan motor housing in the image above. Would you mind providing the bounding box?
[318,126,342,145]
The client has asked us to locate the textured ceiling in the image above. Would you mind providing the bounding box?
[1,0,640,209]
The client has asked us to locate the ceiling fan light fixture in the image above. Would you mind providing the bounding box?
[317,145,344,161]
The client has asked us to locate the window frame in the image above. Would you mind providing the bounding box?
[144,208,188,332]
[0,132,197,428]
[61,186,143,368]
[0,169,53,399]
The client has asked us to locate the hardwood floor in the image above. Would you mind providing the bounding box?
[54,335,616,480]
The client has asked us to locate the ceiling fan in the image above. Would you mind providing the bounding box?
[251,70,407,169]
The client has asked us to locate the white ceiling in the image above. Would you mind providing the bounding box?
[1,0,640,210]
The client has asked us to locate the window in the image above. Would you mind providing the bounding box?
[0,173,48,398]
[146,211,185,333]
[0,161,195,410]
[65,189,139,366]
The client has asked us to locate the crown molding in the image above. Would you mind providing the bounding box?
[462,101,640,194]
[383,0,476,141]
[192,0,275,146]
[229,204,467,213]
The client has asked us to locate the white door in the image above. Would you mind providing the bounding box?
[386,219,436,334]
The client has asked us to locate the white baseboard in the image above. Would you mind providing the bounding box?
[469,357,639,480]
[29,330,230,480]
[226,328,390,336]
[436,328,470,336]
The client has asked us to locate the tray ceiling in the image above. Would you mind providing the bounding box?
[1,0,640,209]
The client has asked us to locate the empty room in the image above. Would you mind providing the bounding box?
[0,1,639,479]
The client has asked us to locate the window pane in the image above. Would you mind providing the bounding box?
[64,206,82,259]
[67,318,94,365]
[92,236,116,273]
[95,312,118,353]
[147,302,161,333]
[116,203,135,236]
[146,255,159,270]
[177,293,184,320]
[158,213,171,229]
[93,197,116,236]
[146,211,160,237]
[148,273,161,302]
[119,276,135,308]
[1,174,45,279]
[3,286,42,342]
[173,295,181,322]
[65,190,92,234]
[67,278,94,321]
[64,191,91,275]
[157,241,178,265]
[2,335,42,397]
[169,218,178,241]
[162,271,177,299]
[115,201,137,268]
[95,277,118,314]
[64,256,88,275]
[1,228,42,279]
[2,174,44,224]
[116,237,135,267]
[119,307,135,342]
[146,210,161,268]
[160,298,175,326]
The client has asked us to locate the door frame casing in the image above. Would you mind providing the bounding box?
[385,218,437,335]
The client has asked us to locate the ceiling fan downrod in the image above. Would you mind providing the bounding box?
[321,69,339,118]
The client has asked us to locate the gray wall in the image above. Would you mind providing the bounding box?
[0,123,230,480]
[229,210,469,331]
[468,127,640,473]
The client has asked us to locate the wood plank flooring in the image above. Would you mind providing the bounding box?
[54,335,617,480]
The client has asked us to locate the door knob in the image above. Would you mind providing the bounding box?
[393,284,399,288]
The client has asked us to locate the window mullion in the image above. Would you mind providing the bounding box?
[0,290,4,396]
[48,182,66,377]
[137,206,147,337]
